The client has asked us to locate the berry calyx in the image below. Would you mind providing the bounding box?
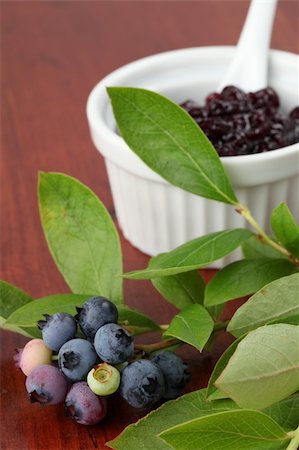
[76,296,118,340]
[87,363,120,396]
[58,338,98,382]
[37,312,77,351]
[94,323,134,365]
[152,351,191,399]
[25,364,68,405]
[120,359,165,409]
[65,381,107,425]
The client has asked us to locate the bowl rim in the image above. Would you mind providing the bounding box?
[86,45,299,174]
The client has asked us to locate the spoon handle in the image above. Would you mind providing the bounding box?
[218,0,278,92]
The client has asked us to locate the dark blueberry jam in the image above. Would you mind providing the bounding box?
[180,86,299,156]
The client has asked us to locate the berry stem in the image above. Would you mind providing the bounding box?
[135,320,229,355]
[134,338,181,355]
[236,204,299,266]
[203,320,229,353]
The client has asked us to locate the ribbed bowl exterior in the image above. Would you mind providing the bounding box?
[106,160,299,267]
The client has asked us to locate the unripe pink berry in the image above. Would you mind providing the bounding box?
[14,339,52,376]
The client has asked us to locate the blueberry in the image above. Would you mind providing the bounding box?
[290,106,299,121]
[120,359,165,409]
[25,364,68,405]
[94,323,133,365]
[14,339,52,376]
[75,296,118,340]
[38,312,77,351]
[152,351,191,399]
[65,381,107,425]
[221,85,247,102]
[58,338,97,382]
[180,85,299,155]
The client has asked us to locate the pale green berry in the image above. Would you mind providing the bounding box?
[87,363,120,396]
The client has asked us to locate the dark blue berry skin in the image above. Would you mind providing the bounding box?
[58,338,97,382]
[65,382,107,425]
[181,86,299,156]
[120,359,165,408]
[152,351,191,399]
[94,323,133,365]
[25,364,68,405]
[76,296,118,340]
[37,312,77,351]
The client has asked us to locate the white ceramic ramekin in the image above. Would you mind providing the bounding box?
[87,46,299,266]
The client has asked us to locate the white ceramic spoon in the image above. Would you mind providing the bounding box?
[218,0,278,92]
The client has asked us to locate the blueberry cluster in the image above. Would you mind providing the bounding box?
[181,85,299,156]
[121,352,191,408]
[14,296,191,425]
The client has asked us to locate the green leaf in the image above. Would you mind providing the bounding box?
[159,410,290,450]
[106,389,238,450]
[6,294,88,327]
[38,172,123,304]
[227,273,299,337]
[124,229,252,279]
[207,346,299,415]
[204,258,296,307]
[269,315,299,326]
[108,391,298,450]
[151,270,205,310]
[152,268,222,320]
[0,317,41,338]
[206,336,243,400]
[215,324,299,409]
[5,294,157,335]
[271,203,299,258]
[263,394,299,430]
[242,235,285,259]
[107,87,238,205]
[0,280,33,319]
[0,281,39,338]
[163,304,214,351]
[206,389,229,400]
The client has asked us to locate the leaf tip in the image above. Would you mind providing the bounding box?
[106,86,121,99]
[38,170,46,183]
[104,439,117,450]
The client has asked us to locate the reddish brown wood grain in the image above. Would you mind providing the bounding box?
[1,1,298,449]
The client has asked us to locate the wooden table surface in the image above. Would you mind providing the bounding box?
[1,1,298,449]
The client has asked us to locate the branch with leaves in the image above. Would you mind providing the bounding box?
[1,87,299,449]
